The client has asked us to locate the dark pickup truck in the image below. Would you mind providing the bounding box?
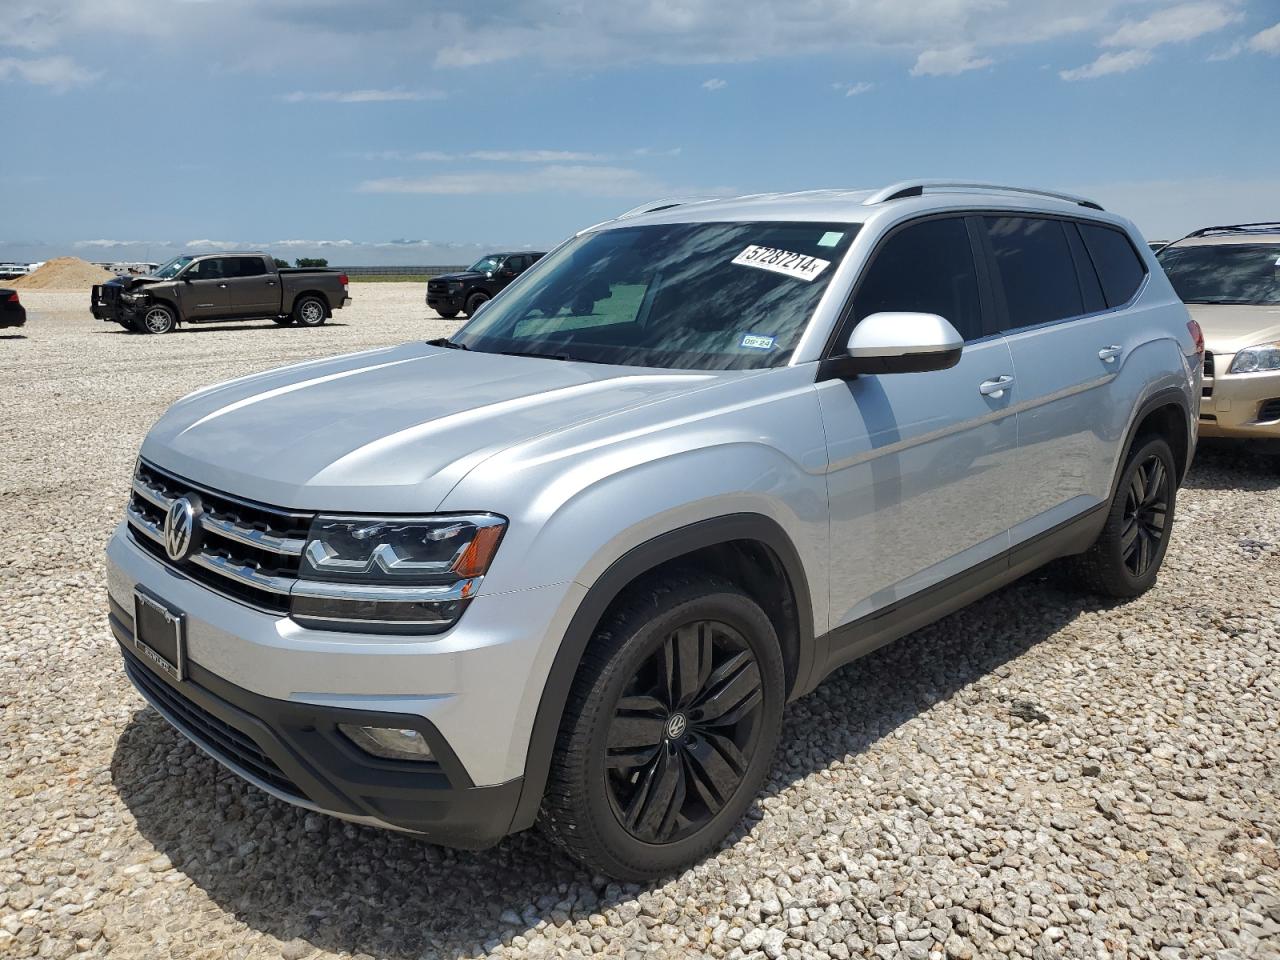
[92,253,351,334]
[426,251,544,318]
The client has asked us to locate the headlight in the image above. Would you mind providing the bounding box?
[1228,342,1280,374]
[447,281,463,292]
[290,514,505,634]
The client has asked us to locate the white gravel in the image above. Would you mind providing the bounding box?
[1,286,1278,960]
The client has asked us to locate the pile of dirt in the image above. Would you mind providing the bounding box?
[11,257,116,290]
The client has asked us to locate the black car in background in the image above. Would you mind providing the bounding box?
[1,289,26,329]
[426,251,545,318]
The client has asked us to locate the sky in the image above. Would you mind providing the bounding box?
[2,0,1279,266]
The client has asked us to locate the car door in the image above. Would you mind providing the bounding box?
[221,256,279,316]
[981,215,1147,544]
[178,257,231,320]
[818,215,1019,636]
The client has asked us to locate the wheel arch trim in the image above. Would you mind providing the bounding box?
[507,511,813,833]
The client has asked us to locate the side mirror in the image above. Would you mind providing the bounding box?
[842,312,963,374]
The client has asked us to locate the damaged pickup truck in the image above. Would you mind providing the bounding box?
[92,253,351,334]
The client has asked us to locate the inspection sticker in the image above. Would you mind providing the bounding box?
[739,333,776,350]
[731,245,831,282]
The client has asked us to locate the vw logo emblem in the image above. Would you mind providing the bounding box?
[665,713,687,740]
[163,495,201,562]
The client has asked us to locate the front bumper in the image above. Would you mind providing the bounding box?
[106,522,584,845]
[1199,353,1280,438]
[426,291,463,311]
[111,600,521,845]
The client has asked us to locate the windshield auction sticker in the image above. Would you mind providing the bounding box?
[731,245,831,282]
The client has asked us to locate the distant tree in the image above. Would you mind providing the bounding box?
[295,257,328,268]
[272,258,289,269]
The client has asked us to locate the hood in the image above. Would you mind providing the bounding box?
[1186,303,1280,355]
[115,275,164,289]
[141,343,724,512]
[430,271,486,283]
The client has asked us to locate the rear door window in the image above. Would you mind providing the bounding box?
[851,217,984,340]
[1079,223,1148,307]
[984,217,1083,330]
[231,256,268,277]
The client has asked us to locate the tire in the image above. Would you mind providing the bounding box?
[437,309,459,319]
[139,303,176,335]
[272,316,294,326]
[1067,435,1177,598]
[463,292,489,317]
[539,574,785,881]
[292,295,327,327]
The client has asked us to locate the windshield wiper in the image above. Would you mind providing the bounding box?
[498,349,579,362]
[1182,298,1261,305]
[426,337,470,350]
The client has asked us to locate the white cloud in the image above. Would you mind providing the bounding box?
[702,78,727,91]
[1248,21,1280,54]
[359,164,712,199]
[362,148,610,163]
[280,88,443,103]
[73,239,167,249]
[1101,2,1242,49]
[0,54,98,91]
[832,81,874,97]
[1060,48,1154,80]
[633,146,683,157]
[910,46,993,77]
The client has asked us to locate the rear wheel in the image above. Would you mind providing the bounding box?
[463,292,489,317]
[292,296,327,327]
[1067,435,1177,597]
[539,575,784,880]
[140,304,176,335]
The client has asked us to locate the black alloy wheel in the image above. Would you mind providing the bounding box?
[604,618,765,844]
[539,575,784,880]
[1120,453,1170,577]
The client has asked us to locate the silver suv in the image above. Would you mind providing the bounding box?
[107,180,1201,879]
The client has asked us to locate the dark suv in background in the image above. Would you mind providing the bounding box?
[426,251,545,318]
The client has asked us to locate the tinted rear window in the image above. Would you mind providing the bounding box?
[1079,223,1147,307]
[985,217,1082,329]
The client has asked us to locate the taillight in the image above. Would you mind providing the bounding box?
[5,292,17,304]
[1187,319,1204,356]
[338,274,348,286]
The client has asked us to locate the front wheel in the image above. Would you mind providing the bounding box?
[1067,435,1177,598]
[436,308,459,319]
[292,296,327,327]
[539,575,784,881]
[139,304,176,335]
[463,292,489,317]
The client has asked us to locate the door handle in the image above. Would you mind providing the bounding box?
[979,375,1015,398]
[266,281,276,286]
[1098,345,1122,363]
[217,283,227,288]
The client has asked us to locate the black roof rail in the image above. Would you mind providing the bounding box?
[1184,222,1280,238]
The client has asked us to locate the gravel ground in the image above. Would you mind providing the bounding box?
[1,287,1277,960]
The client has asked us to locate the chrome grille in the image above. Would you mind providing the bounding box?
[1202,352,1214,400]
[126,461,313,612]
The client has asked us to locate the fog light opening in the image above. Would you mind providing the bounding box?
[338,724,435,762]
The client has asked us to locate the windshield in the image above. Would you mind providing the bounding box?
[1157,243,1280,304]
[151,256,194,279]
[451,221,859,370]
[467,256,504,274]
